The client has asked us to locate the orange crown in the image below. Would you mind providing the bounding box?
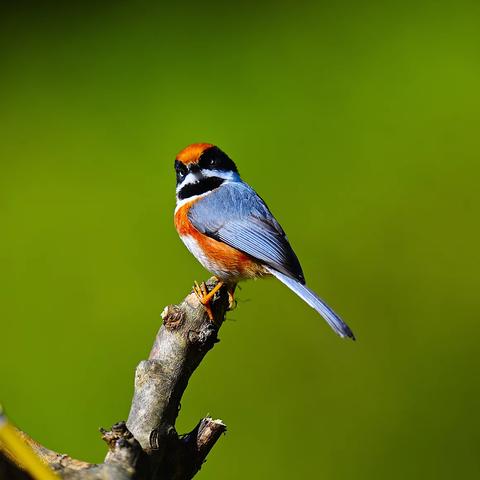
[176,143,214,165]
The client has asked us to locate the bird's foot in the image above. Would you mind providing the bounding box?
[193,280,224,322]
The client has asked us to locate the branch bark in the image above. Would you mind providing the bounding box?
[0,278,230,480]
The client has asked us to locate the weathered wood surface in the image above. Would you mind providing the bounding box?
[0,278,230,480]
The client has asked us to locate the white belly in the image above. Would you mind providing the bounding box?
[180,234,243,281]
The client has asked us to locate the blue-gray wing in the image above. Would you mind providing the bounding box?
[188,182,305,283]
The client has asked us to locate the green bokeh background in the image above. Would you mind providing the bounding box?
[1,2,479,478]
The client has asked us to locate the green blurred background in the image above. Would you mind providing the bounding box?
[1,1,479,478]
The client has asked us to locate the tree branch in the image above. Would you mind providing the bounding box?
[0,278,230,480]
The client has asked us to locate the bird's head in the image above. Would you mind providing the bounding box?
[174,143,239,202]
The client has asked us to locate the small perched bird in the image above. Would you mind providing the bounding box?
[174,143,354,339]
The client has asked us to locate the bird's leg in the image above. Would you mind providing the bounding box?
[193,280,214,321]
[193,279,224,322]
[201,281,224,304]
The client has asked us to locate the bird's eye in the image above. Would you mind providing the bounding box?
[175,161,187,176]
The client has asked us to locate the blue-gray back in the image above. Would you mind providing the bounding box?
[188,181,305,283]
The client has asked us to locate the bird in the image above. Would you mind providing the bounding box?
[174,143,355,339]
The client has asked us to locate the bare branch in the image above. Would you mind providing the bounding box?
[126,277,231,478]
[1,278,231,480]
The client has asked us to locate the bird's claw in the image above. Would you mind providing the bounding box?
[193,280,224,322]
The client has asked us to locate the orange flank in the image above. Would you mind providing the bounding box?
[176,143,214,165]
[175,200,266,279]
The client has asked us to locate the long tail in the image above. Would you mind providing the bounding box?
[267,267,355,340]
